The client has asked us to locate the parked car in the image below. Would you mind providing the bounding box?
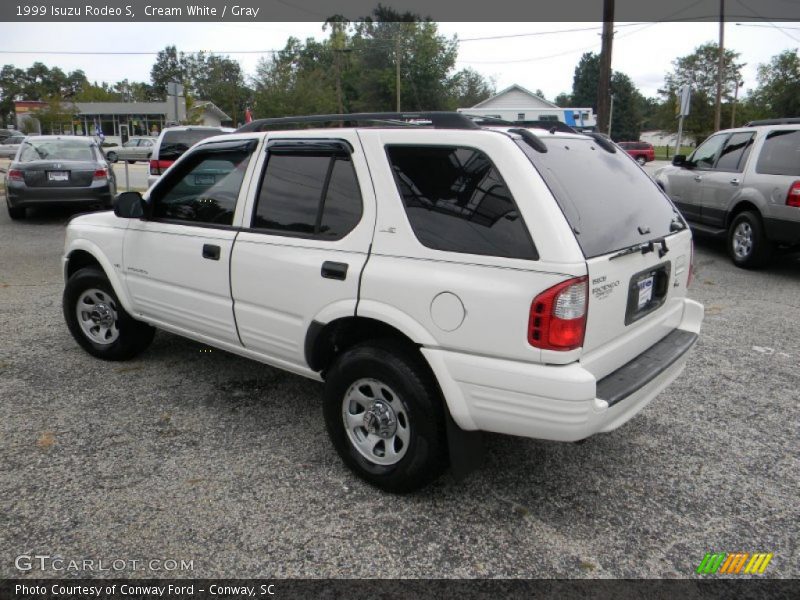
[104,136,156,164]
[655,123,800,268]
[619,141,656,165]
[5,136,116,219]
[62,112,702,492]
[147,126,231,187]
[0,128,18,142]
[0,134,26,159]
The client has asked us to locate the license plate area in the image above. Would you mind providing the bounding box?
[47,171,69,182]
[625,261,671,325]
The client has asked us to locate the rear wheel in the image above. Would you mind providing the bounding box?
[323,340,448,493]
[728,211,773,269]
[636,155,647,166]
[7,204,25,220]
[106,151,118,163]
[63,267,155,360]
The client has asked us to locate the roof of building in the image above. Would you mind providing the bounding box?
[470,84,559,110]
[193,101,231,121]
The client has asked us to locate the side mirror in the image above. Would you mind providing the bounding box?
[114,191,144,218]
[672,154,687,167]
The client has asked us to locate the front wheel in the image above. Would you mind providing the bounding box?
[728,211,773,269]
[323,340,448,493]
[63,267,155,360]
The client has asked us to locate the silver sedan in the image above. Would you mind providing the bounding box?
[104,137,157,164]
[0,135,26,160]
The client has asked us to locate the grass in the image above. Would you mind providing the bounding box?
[654,146,694,161]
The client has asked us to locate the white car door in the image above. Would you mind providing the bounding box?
[123,138,259,345]
[231,132,375,367]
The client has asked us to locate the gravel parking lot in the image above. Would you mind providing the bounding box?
[0,179,798,579]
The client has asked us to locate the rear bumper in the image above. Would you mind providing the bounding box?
[7,185,113,207]
[423,298,703,442]
[764,217,800,245]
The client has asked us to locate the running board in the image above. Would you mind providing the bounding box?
[688,221,726,237]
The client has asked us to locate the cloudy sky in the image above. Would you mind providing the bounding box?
[2,20,799,103]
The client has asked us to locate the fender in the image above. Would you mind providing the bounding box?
[354,299,439,346]
[64,239,135,315]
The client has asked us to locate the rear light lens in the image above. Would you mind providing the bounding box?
[528,276,588,351]
[93,168,108,180]
[8,169,23,181]
[787,181,800,207]
[149,159,172,176]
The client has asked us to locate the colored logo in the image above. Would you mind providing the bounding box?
[696,552,773,575]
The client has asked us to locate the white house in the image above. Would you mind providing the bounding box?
[458,84,596,130]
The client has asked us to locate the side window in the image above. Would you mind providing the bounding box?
[715,132,755,172]
[386,145,537,260]
[252,148,363,240]
[690,134,727,169]
[151,144,254,226]
[756,130,800,176]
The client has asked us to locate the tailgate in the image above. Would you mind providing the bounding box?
[581,229,693,379]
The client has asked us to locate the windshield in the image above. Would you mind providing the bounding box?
[159,130,224,160]
[516,136,684,258]
[18,139,95,162]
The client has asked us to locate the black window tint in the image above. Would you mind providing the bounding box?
[159,129,224,160]
[153,148,252,226]
[386,145,537,260]
[756,130,800,176]
[253,152,363,239]
[517,137,683,259]
[715,132,755,172]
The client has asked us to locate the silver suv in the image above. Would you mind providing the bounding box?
[655,120,800,268]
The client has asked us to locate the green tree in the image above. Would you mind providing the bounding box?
[751,49,800,118]
[554,92,572,108]
[449,68,494,108]
[150,46,190,97]
[571,52,600,109]
[609,72,644,141]
[30,97,78,134]
[195,55,249,125]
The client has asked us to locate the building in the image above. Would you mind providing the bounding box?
[457,84,596,130]
[14,99,231,142]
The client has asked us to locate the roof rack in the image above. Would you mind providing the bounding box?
[236,112,480,133]
[744,117,800,126]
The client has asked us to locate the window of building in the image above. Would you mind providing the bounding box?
[385,145,537,260]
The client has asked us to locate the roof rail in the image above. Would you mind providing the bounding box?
[744,117,800,126]
[236,112,480,133]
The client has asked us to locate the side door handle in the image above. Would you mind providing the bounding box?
[693,175,703,182]
[202,244,221,261]
[321,261,348,280]
[730,178,740,186]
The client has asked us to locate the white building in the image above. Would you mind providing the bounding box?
[457,84,596,130]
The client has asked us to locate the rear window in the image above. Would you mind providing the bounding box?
[18,139,95,162]
[517,136,683,258]
[755,130,800,176]
[158,129,225,160]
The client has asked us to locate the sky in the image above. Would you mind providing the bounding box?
[1,20,799,103]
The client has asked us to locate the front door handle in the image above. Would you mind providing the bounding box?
[730,178,740,186]
[694,175,703,182]
[202,244,221,260]
[321,261,348,280]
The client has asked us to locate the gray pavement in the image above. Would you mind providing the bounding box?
[0,194,798,579]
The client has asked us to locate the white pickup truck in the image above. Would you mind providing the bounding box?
[62,112,703,492]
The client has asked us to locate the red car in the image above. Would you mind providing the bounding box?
[618,141,655,165]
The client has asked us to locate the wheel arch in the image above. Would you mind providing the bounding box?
[726,200,762,228]
[64,242,135,314]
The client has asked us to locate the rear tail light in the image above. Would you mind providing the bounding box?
[8,169,23,181]
[787,181,800,207]
[149,159,160,175]
[149,159,172,176]
[93,168,108,181]
[528,276,588,351]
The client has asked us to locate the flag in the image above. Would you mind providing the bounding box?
[245,107,253,124]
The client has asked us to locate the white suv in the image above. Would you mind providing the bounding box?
[62,113,703,492]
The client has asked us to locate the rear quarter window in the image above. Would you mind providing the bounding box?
[158,129,225,161]
[517,136,683,258]
[755,130,800,176]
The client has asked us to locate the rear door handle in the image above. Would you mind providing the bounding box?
[730,178,740,186]
[321,261,348,280]
[202,244,221,260]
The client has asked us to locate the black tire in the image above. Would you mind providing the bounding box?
[63,266,155,360]
[127,160,136,164]
[323,339,448,493]
[106,151,118,163]
[727,211,773,269]
[636,155,647,166]
[7,204,25,220]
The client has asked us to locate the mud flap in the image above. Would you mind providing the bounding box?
[445,410,485,481]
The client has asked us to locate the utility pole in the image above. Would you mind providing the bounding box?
[395,32,402,112]
[714,0,725,131]
[597,0,614,135]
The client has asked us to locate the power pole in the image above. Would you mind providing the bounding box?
[395,33,402,112]
[714,0,725,131]
[597,0,614,135]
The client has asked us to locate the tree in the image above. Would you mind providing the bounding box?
[449,68,494,108]
[571,52,601,109]
[195,55,249,125]
[662,43,745,101]
[30,97,78,134]
[609,72,644,141]
[150,46,190,97]
[0,63,88,127]
[751,49,800,118]
[554,92,572,108]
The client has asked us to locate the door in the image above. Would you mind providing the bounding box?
[123,138,258,344]
[667,133,728,222]
[699,131,755,227]
[231,132,375,366]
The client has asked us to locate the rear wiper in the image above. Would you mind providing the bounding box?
[610,238,669,260]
